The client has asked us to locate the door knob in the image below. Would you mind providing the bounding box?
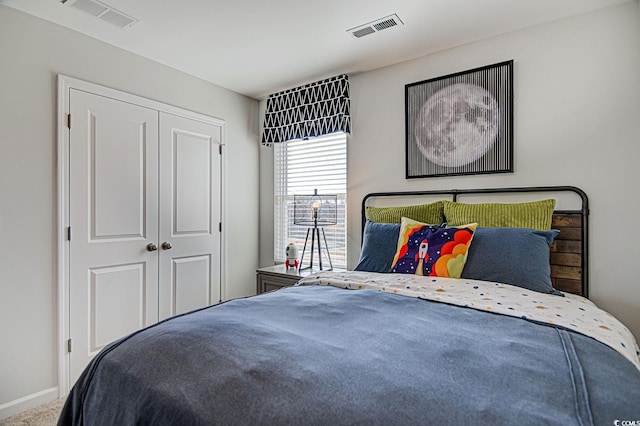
[161,241,173,250]
[146,242,158,252]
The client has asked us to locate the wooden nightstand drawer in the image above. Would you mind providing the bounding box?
[256,265,302,294]
[262,279,294,293]
[256,265,346,295]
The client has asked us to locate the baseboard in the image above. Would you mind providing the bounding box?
[0,387,59,421]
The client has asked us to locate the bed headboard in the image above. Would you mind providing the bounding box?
[361,186,589,298]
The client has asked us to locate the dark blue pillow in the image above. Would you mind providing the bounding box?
[461,227,561,295]
[354,221,400,273]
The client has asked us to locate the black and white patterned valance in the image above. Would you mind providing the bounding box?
[262,74,351,145]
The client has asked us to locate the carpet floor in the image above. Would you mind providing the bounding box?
[0,399,65,426]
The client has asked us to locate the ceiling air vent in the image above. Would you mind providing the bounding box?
[61,0,138,29]
[347,14,403,39]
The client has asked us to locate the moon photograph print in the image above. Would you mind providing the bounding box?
[415,83,499,167]
[405,61,513,178]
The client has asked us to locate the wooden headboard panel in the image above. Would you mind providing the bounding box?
[550,213,585,295]
[361,186,589,298]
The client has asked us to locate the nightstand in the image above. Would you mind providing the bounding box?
[256,265,344,294]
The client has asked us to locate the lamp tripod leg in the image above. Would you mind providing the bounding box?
[309,226,316,270]
[316,227,323,270]
[321,228,333,270]
[299,228,311,270]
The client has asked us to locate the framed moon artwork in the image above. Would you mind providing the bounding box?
[405,60,513,179]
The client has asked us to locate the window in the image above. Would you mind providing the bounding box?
[274,133,347,269]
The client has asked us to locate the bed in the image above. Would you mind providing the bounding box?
[58,186,640,425]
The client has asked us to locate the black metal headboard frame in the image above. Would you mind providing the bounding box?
[361,186,590,298]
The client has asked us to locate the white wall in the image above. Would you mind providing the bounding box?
[259,3,640,338]
[0,5,260,417]
[347,2,640,337]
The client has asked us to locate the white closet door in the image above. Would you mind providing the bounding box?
[158,113,222,319]
[68,89,160,384]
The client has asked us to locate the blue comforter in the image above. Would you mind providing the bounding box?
[58,285,640,425]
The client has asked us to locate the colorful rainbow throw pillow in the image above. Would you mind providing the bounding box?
[391,218,477,278]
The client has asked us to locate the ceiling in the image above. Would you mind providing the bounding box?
[0,0,629,99]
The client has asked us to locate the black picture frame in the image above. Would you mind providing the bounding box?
[405,60,514,179]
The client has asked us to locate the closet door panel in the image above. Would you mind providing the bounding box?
[68,89,159,385]
[89,263,147,352]
[173,255,211,314]
[159,113,222,319]
[92,113,147,238]
[173,129,212,234]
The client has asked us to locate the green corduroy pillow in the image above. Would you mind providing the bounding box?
[365,200,445,225]
[443,199,556,230]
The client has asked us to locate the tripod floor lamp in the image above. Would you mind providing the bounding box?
[294,189,337,271]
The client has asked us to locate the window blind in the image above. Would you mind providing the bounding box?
[274,133,347,268]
